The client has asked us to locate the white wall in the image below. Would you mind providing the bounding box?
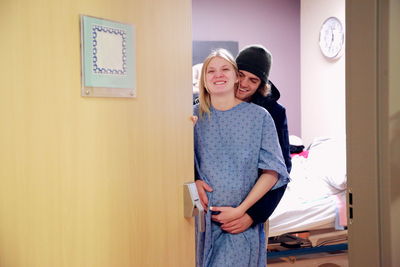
[301,0,345,149]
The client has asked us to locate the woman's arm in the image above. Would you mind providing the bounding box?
[238,170,278,212]
[211,170,278,224]
[245,184,287,225]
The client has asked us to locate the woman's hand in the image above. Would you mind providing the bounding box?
[220,213,253,234]
[191,116,198,125]
[210,206,245,225]
[195,180,213,210]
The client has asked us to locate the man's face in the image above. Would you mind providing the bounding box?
[236,70,261,101]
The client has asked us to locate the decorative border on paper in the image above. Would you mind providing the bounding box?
[92,25,127,75]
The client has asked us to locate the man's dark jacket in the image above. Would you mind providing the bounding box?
[246,81,291,225]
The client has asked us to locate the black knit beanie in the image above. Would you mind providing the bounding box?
[236,45,272,84]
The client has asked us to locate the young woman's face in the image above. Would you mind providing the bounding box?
[205,57,238,96]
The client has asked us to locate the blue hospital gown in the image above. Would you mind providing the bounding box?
[194,102,289,267]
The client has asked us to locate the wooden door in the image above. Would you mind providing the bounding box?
[0,0,195,266]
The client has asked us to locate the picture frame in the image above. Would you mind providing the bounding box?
[80,15,136,98]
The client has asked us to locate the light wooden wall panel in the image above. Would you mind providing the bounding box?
[0,0,194,266]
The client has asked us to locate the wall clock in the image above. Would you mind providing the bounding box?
[319,17,344,59]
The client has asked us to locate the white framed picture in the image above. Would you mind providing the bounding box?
[80,15,136,98]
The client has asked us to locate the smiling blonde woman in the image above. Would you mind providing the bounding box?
[194,48,289,267]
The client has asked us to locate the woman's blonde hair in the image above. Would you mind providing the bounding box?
[198,48,239,117]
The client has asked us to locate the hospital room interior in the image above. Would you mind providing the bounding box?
[192,0,348,265]
[1,0,398,266]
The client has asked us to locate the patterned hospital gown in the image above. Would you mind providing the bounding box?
[194,102,289,267]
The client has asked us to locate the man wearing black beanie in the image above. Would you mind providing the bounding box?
[221,44,291,234]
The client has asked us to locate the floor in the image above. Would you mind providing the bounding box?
[268,252,348,267]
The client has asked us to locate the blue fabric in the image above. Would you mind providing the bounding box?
[194,102,289,267]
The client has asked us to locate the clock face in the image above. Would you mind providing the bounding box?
[319,17,344,59]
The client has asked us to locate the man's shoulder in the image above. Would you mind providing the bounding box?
[252,96,285,117]
[266,100,286,113]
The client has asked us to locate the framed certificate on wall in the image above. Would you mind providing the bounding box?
[80,15,136,98]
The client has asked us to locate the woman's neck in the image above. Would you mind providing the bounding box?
[211,93,242,111]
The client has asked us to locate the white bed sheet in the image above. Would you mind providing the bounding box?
[268,137,347,237]
[268,193,343,237]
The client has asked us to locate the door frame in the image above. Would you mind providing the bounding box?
[346,0,394,266]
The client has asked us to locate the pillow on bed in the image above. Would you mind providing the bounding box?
[307,137,347,192]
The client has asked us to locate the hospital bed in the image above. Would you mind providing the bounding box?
[266,137,348,263]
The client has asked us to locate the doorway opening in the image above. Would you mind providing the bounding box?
[191,0,348,266]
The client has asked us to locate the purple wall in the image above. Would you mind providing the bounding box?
[192,0,301,136]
